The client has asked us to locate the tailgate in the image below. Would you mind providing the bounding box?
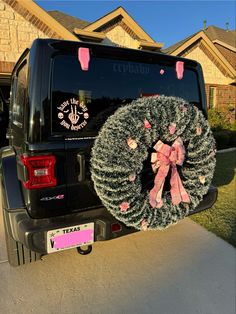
[64,138,102,212]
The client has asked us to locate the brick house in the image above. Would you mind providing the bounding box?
[0,0,163,100]
[164,26,236,115]
[48,7,163,51]
[0,0,80,99]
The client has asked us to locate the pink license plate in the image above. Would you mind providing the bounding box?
[47,223,94,253]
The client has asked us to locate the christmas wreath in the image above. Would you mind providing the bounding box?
[91,96,216,231]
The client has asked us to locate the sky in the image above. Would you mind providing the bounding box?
[35,1,236,48]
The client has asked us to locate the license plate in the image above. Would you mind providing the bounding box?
[47,222,94,253]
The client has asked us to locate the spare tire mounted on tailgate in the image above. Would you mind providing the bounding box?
[91,96,216,230]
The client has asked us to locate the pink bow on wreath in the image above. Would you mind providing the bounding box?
[149,137,190,208]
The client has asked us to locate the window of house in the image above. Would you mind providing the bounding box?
[12,62,27,128]
[209,86,216,108]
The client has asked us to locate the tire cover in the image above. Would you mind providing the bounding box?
[91,96,216,230]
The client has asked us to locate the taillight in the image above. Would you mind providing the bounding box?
[20,155,57,189]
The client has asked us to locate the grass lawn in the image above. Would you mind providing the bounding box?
[191,150,236,247]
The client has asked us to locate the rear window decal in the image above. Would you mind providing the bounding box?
[113,62,150,75]
[57,98,89,131]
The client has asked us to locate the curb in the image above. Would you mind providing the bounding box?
[217,147,236,154]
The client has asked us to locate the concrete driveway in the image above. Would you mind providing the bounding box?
[0,193,235,314]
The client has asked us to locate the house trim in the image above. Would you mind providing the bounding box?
[138,40,163,50]
[212,40,236,52]
[74,28,105,41]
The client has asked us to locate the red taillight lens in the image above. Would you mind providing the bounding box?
[20,155,57,189]
[111,223,122,233]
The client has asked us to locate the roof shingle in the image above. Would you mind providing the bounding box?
[162,32,198,54]
[205,26,236,48]
[48,10,90,33]
[163,25,236,54]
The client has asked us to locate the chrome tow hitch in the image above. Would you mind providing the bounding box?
[76,245,92,255]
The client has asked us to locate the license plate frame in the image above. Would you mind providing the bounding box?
[46,222,94,254]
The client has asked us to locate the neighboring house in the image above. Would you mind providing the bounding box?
[164,26,236,115]
[48,7,163,51]
[0,0,163,100]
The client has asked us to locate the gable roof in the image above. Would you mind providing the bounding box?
[48,10,90,33]
[3,0,79,41]
[164,25,236,54]
[84,6,158,44]
[47,6,163,50]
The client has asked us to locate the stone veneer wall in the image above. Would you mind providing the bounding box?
[184,46,229,85]
[0,0,58,74]
[103,25,139,49]
[97,16,139,41]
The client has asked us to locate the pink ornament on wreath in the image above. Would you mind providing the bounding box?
[199,176,206,184]
[144,119,152,129]
[196,124,202,135]
[141,219,148,231]
[169,123,176,135]
[160,69,165,75]
[119,202,130,212]
[127,138,138,149]
[129,174,136,182]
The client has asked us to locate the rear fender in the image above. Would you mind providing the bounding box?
[0,146,25,210]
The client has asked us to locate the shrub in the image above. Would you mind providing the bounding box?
[208,108,231,130]
[208,107,236,149]
[230,121,236,131]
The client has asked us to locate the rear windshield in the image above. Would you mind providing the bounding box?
[51,54,200,136]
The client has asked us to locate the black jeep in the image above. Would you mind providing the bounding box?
[0,39,217,266]
[0,88,9,148]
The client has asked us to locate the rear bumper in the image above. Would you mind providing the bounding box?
[3,186,217,255]
[188,185,218,215]
[3,207,137,254]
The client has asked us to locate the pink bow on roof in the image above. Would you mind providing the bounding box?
[149,137,190,208]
